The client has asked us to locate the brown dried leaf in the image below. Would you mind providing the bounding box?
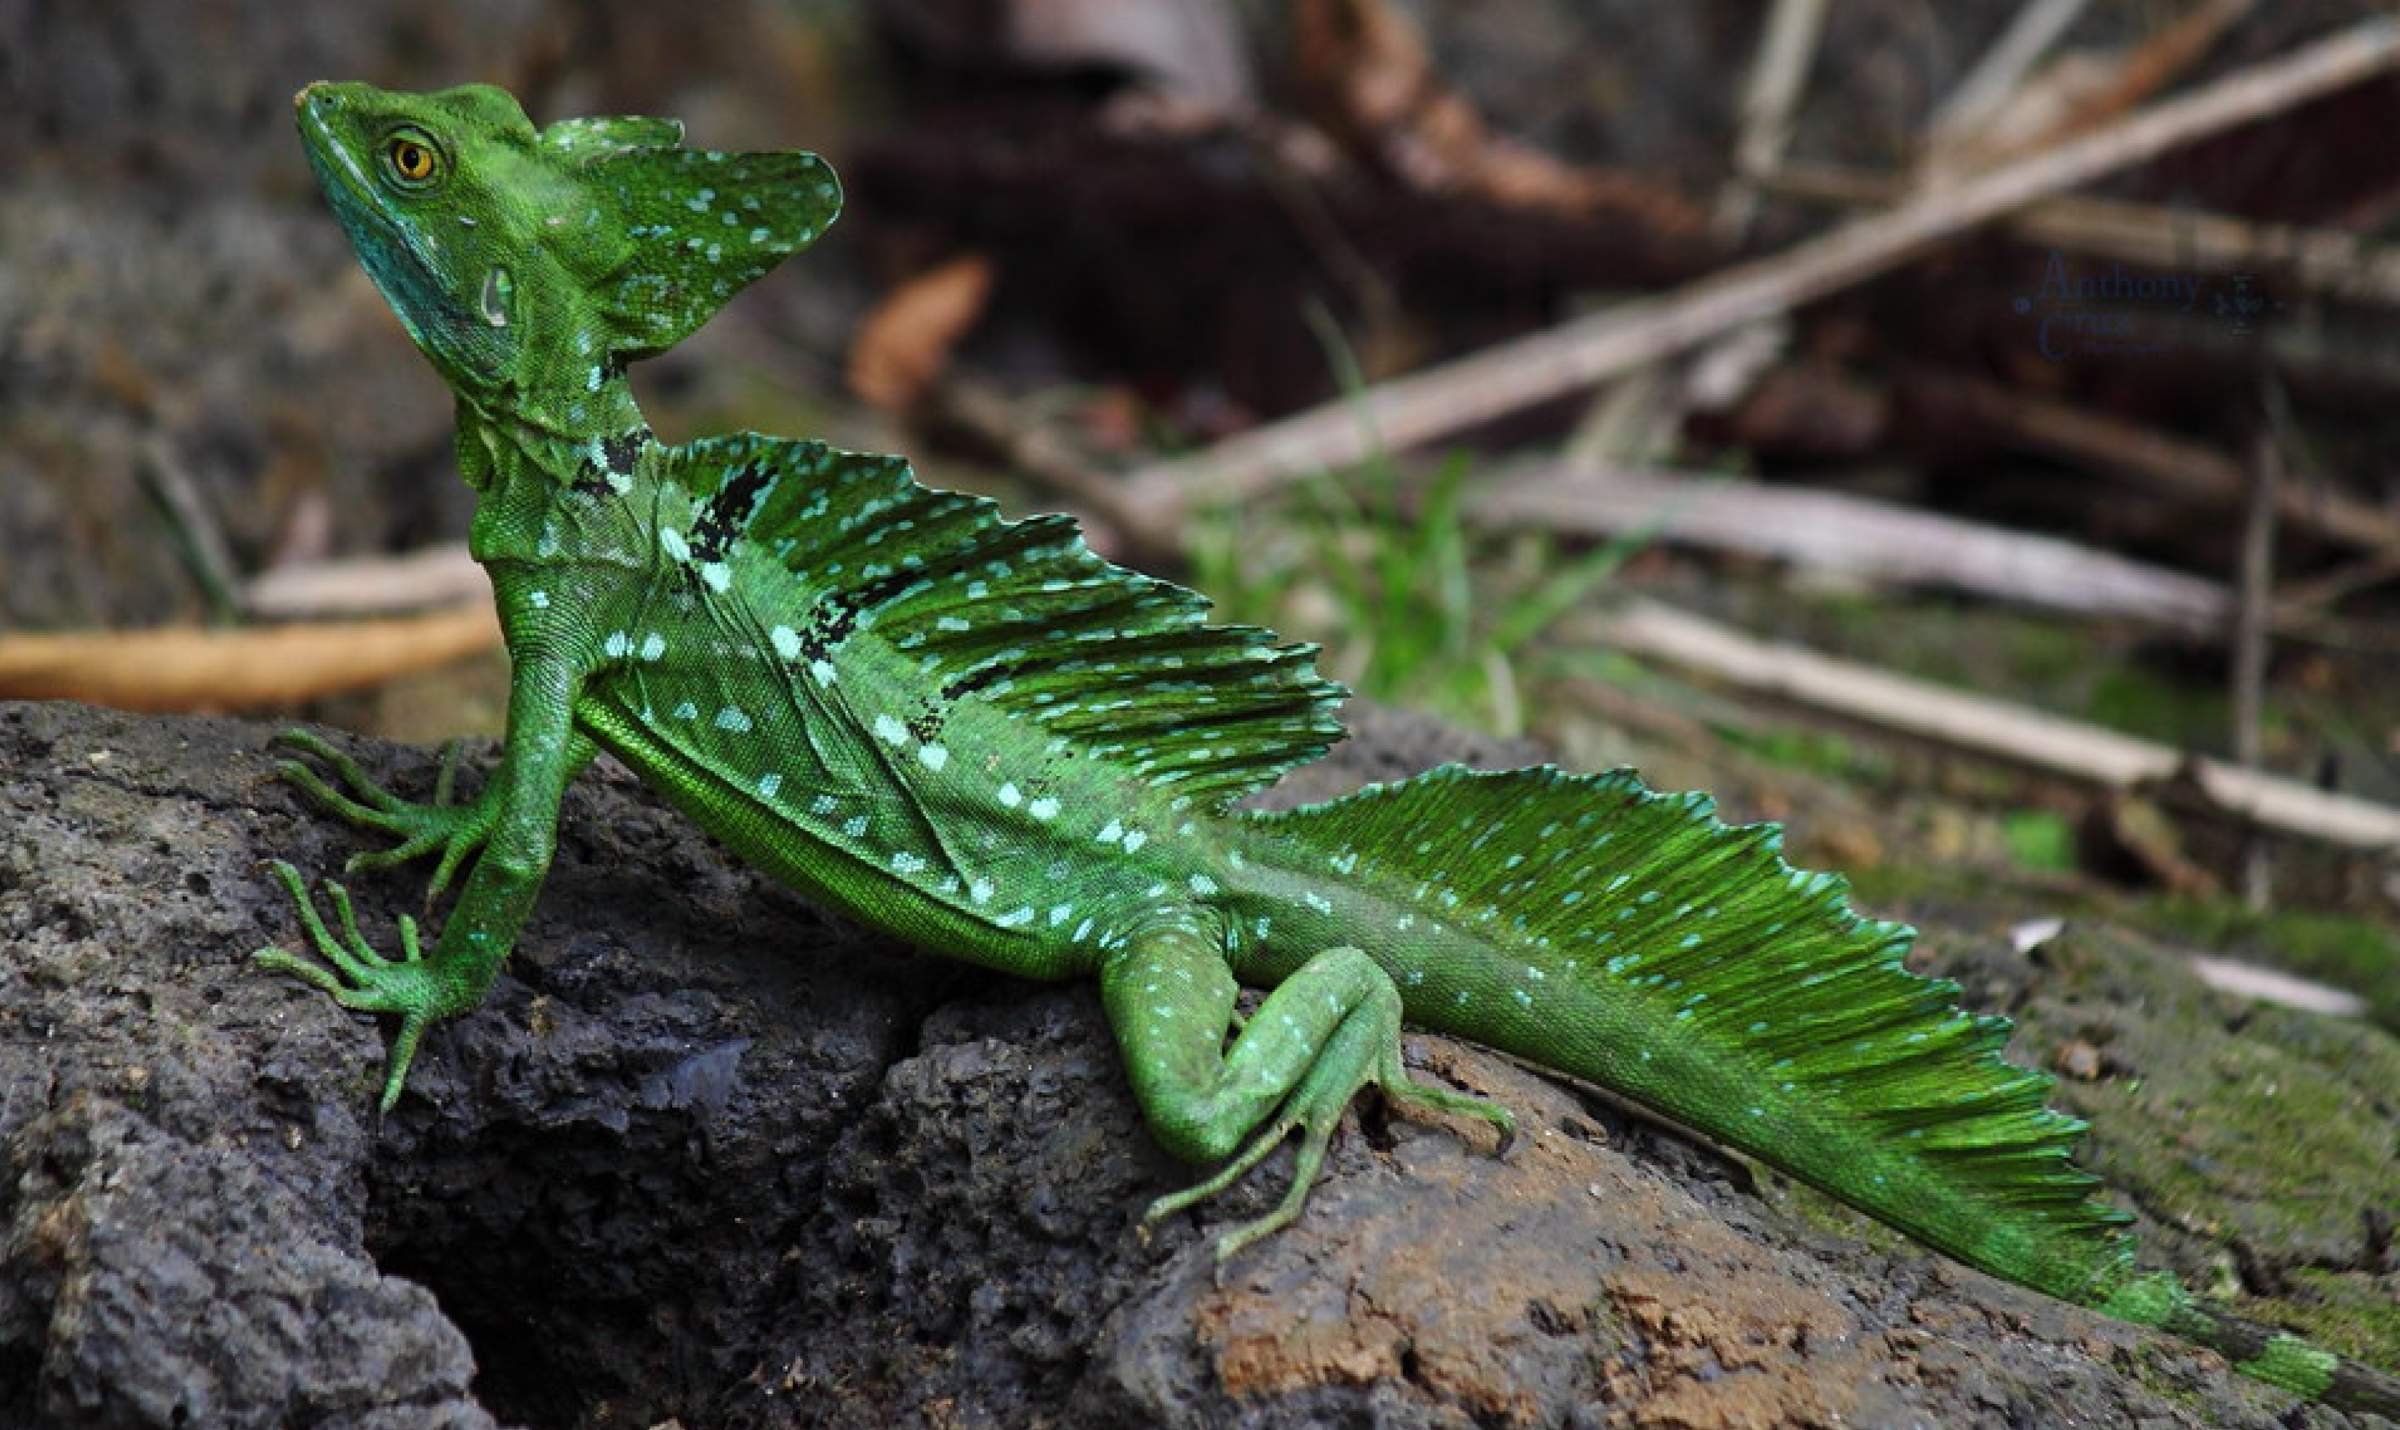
[846,254,997,413]
[1290,0,1703,233]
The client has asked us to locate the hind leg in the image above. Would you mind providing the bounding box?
[1099,916,1514,1260]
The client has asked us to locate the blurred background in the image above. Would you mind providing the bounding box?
[3,0,2398,1004]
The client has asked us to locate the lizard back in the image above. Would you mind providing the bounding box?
[566,432,1344,963]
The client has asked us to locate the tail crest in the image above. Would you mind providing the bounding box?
[1247,763,2397,1412]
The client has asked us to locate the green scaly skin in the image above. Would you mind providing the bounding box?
[262,82,2399,1416]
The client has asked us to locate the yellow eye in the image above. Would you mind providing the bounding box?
[386,135,437,183]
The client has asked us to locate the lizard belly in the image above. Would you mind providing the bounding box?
[571,693,1109,979]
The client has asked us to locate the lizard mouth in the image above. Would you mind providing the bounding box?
[294,87,454,356]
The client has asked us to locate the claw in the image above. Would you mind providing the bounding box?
[1382,1068,1517,1157]
[271,729,402,813]
[432,738,464,808]
[252,860,443,1111]
[269,728,496,909]
[275,759,400,830]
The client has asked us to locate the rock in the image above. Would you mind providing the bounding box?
[1,698,2387,1427]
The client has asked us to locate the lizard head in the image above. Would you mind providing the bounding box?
[295,81,839,409]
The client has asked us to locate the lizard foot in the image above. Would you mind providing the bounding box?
[251,859,443,1112]
[1141,1012,1517,1263]
[271,729,498,906]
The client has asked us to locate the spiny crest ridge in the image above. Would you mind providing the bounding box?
[1255,764,2134,1269]
[666,433,1349,808]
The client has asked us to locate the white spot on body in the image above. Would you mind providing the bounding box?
[715,707,753,733]
[771,626,802,661]
[917,744,950,772]
[873,714,910,746]
[756,773,782,799]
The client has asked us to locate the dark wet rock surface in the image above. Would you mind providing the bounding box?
[3,698,2392,1427]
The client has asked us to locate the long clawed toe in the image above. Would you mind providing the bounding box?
[1142,1113,1332,1270]
[271,729,404,814]
[251,860,440,1113]
[268,730,494,908]
[1146,1067,1518,1267]
[1382,1064,1519,1158]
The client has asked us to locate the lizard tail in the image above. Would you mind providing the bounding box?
[1239,763,2399,1412]
[2101,1272,2400,1414]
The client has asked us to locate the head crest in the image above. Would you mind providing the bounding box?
[544,118,842,362]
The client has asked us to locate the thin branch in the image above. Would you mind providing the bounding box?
[1765,161,2400,308]
[1113,19,2400,549]
[1929,0,2094,142]
[1473,461,2232,633]
[1902,371,2400,556]
[1588,599,2400,852]
[2233,411,2282,907]
[242,544,487,618]
[1716,0,1831,240]
[0,605,502,713]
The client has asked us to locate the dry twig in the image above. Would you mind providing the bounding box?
[0,606,502,713]
[1588,599,2400,852]
[1474,461,2232,633]
[242,544,487,619]
[1903,371,2400,556]
[1716,0,1831,240]
[1112,19,2400,549]
[1765,163,2400,308]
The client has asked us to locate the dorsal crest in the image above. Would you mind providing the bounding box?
[662,434,1349,810]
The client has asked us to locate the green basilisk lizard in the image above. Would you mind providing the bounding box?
[261,80,2398,1415]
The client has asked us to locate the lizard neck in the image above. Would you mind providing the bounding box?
[456,369,653,492]
[456,371,657,568]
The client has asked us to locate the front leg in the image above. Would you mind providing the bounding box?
[255,656,586,1110]
[271,726,599,906]
[1100,915,1516,1261]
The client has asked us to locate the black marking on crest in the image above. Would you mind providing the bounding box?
[604,429,647,476]
[906,708,943,744]
[691,461,774,564]
[939,664,1011,703]
[572,427,652,497]
[797,593,857,660]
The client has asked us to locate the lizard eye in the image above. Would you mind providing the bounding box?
[382,130,442,188]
